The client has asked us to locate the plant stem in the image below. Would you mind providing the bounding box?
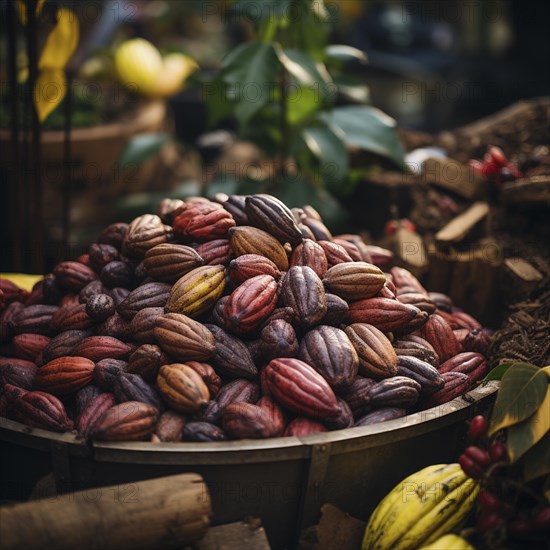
[279,67,289,177]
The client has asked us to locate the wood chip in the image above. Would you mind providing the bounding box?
[435,202,490,243]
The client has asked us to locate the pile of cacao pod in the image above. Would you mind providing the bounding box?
[0,194,491,443]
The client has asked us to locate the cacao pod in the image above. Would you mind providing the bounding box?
[11,333,50,361]
[157,363,210,413]
[100,260,134,289]
[92,401,159,441]
[341,376,376,418]
[186,361,222,398]
[173,202,235,241]
[229,226,289,271]
[216,379,260,411]
[323,397,354,430]
[317,240,353,267]
[438,352,488,383]
[130,307,164,344]
[143,243,204,283]
[228,254,282,286]
[76,392,116,438]
[196,239,232,266]
[37,356,95,395]
[396,355,445,393]
[354,407,407,427]
[71,336,133,362]
[124,214,171,257]
[323,262,386,301]
[51,304,95,332]
[153,410,186,442]
[0,358,39,389]
[257,395,286,437]
[13,305,59,335]
[221,402,278,439]
[53,261,97,292]
[348,297,421,333]
[367,376,421,408]
[183,421,227,442]
[127,344,168,381]
[113,372,163,409]
[97,222,128,249]
[420,372,473,409]
[94,358,128,390]
[284,417,327,437]
[260,319,299,362]
[117,282,171,319]
[418,314,461,363]
[321,293,349,326]
[290,239,328,278]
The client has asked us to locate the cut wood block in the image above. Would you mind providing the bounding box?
[435,202,490,243]
[423,158,487,199]
[501,176,550,205]
[393,227,428,272]
[0,473,211,550]
[197,519,271,550]
[504,257,543,283]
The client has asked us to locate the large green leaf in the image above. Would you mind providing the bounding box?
[118,133,171,167]
[320,106,405,167]
[489,363,548,435]
[301,124,348,186]
[287,83,323,125]
[276,47,333,101]
[204,76,235,128]
[483,362,527,382]
[325,44,368,64]
[221,42,279,126]
[522,431,550,481]
[507,385,550,463]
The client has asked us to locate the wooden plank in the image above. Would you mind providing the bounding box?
[435,202,489,243]
[198,520,271,550]
[0,474,211,550]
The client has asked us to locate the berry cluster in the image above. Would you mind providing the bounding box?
[468,146,521,187]
[459,415,550,546]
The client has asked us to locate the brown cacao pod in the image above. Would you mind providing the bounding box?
[0,359,39,389]
[11,333,50,361]
[344,323,397,379]
[186,361,222,398]
[97,222,128,249]
[348,297,421,333]
[193,400,221,425]
[258,306,295,331]
[393,336,440,368]
[205,324,258,380]
[390,266,427,294]
[0,302,24,342]
[166,265,226,318]
[96,312,133,342]
[13,305,59,336]
[450,311,482,330]
[260,320,299,362]
[418,313,461,363]
[396,355,444,393]
[71,336,133,362]
[157,198,186,224]
[290,239,328,278]
[153,410,186,442]
[93,358,128,390]
[396,292,436,314]
[284,417,327,436]
[363,245,394,270]
[100,260,134,289]
[367,376,421,408]
[323,397,354,430]
[217,379,260,411]
[109,287,131,306]
[173,202,235,241]
[228,254,282,286]
[319,293,349,327]
[51,303,95,332]
[59,293,80,308]
[331,238,363,262]
[263,358,340,419]
[88,243,119,273]
[221,402,278,439]
[354,407,407,427]
[229,226,289,271]
[257,395,286,437]
[117,282,171,320]
[4,384,73,432]
[323,262,385,302]
[37,356,95,396]
[157,363,210,413]
[143,243,205,283]
[130,307,165,344]
[53,261,97,292]
[438,352,488,383]
[302,216,332,241]
[317,240,353,267]
[462,328,491,355]
[92,401,159,441]
[127,344,169,381]
[341,376,376,418]
[221,195,249,225]
[74,384,102,418]
[244,194,303,246]
[299,325,358,391]
[183,421,227,442]
[155,313,215,361]
[113,372,163,409]
[420,372,473,409]
[124,214,171,257]
[196,239,233,266]
[281,266,327,328]
[0,279,28,304]
[76,392,116,438]
[42,330,92,363]
[224,274,278,334]
[428,292,453,312]
[84,293,115,322]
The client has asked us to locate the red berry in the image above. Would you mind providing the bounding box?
[465,446,492,468]
[477,511,505,533]
[533,507,550,532]
[469,415,488,439]
[500,502,515,518]
[489,441,507,462]
[489,146,507,167]
[459,454,484,479]
[507,518,533,537]
[478,489,502,512]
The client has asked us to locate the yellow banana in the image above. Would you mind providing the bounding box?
[362,463,471,550]
[419,533,475,550]
[166,265,226,318]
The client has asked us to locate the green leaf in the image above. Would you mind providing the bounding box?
[521,430,550,481]
[320,106,405,167]
[301,124,348,186]
[287,83,323,125]
[276,47,333,101]
[204,76,235,128]
[507,385,550,463]
[483,362,525,382]
[325,44,368,64]
[221,42,279,126]
[118,133,171,167]
[488,363,548,436]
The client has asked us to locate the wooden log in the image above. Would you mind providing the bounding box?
[0,473,211,550]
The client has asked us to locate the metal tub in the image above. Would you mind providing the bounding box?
[0,382,497,549]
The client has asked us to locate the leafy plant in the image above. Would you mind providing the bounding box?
[204,0,405,225]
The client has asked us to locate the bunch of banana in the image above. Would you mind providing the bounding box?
[362,463,479,550]
[419,534,474,549]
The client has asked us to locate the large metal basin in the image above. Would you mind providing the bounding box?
[0,382,497,549]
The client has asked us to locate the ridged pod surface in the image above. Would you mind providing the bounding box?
[229,226,289,271]
[323,262,386,301]
[157,363,210,413]
[93,401,159,441]
[37,356,95,395]
[143,243,204,283]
